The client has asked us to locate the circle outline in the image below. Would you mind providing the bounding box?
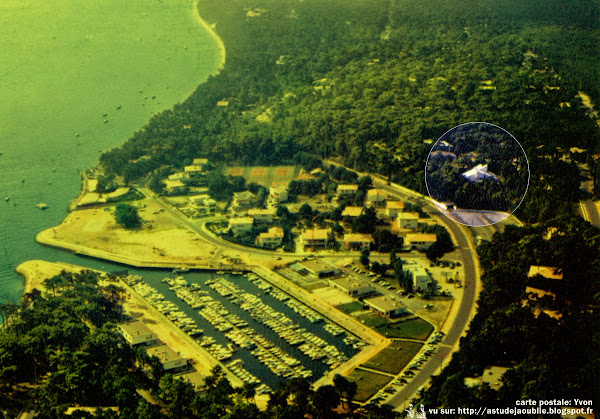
[424,121,530,227]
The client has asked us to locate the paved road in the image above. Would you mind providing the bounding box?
[373,182,479,410]
[140,181,481,409]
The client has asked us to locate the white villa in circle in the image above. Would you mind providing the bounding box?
[461,164,499,183]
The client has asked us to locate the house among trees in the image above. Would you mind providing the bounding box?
[229,217,254,234]
[343,233,373,250]
[184,165,204,176]
[527,265,563,280]
[364,295,407,318]
[341,206,364,218]
[405,233,437,250]
[464,366,509,391]
[258,226,284,247]
[118,321,157,346]
[397,212,420,229]
[232,191,256,209]
[301,228,331,250]
[367,188,386,203]
[461,164,500,183]
[164,179,186,194]
[269,184,288,203]
[189,194,217,215]
[146,345,187,373]
[337,184,359,197]
[192,158,209,167]
[385,201,405,218]
[248,208,276,224]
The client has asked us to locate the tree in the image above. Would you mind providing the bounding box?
[148,174,164,194]
[360,247,370,268]
[114,203,142,229]
[313,385,340,417]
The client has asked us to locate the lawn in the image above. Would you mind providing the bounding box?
[375,317,434,340]
[362,341,423,375]
[335,301,364,314]
[357,312,391,328]
[346,368,393,402]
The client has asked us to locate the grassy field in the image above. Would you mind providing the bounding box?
[357,312,391,328]
[376,317,434,340]
[362,341,423,375]
[346,368,393,402]
[335,301,364,314]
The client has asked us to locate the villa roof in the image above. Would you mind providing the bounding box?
[342,206,364,217]
[527,265,563,280]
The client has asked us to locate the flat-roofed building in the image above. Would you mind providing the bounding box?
[248,208,276,224]
[192,158,209,167]
[146,345,187,372]
[364,295,407,318]
[329,277,372,297]
[164,179,186,194]
[525,286,556,300]
[527,265,563,280]
[407,266,431,291]
[229,217,254,234]
[269,184,288,203]
[258,227,284,247]
[405,233,437,250]
[189,194,217,215]
[385,201,405,218]
[342,206,364,218]
[168,172,187,181]
[367,188,386,203]
[118,321,157,346]
[397,212,419,229]
[301,228,331,250]
[184,165,204,176]
[297,259,338,278]
[337,184,359,196]
[233,191,256,209]
[343,233,373,251]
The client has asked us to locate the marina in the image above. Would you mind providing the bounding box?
[122,270,366,390]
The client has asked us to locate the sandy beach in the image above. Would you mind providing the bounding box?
[16,260,90,295]
[194,0,226,70]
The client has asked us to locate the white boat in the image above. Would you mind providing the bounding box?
[36,203,49,209]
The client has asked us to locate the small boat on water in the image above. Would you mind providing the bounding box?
[36,203,49,209]
[4,197,9,202]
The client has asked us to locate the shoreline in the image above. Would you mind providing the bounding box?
[16,260,91,295]
[194,0,226,70]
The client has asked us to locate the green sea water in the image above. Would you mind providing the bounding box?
[0,0,222,302]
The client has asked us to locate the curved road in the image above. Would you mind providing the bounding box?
[140,181,480,408]
[372,182,478,410]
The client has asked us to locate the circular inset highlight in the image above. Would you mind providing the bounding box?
[424,122,529,227]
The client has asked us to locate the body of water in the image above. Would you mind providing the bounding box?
[0,0,222,302]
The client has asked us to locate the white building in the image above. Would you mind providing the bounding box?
[397,212,419,229]
[337,184,359,196]
[229,217,254,234]
[367,188,386,203]
[461,164,499,183]
[329,277,372,297]
[258,227,284,247]
[405,233,437,250]
[301,228,331,250]
[269,184,288,203]
[364,296,406,318]
[147,345,187,372]
[407,266,432,291]
[189,194,217,215]
[233,191,256,208]
[248,208,276,224]
[118,321,157,346]
[385,201,405,218]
